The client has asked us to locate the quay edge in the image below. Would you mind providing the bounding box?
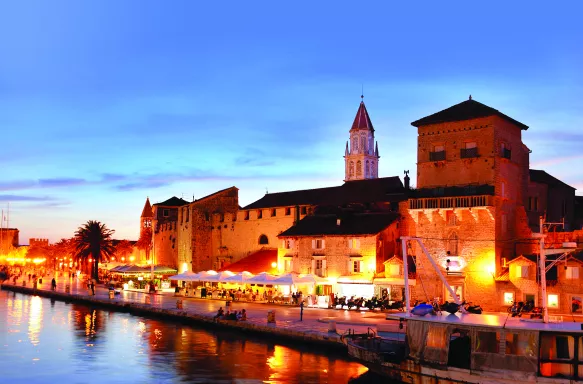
[0,284,348,353]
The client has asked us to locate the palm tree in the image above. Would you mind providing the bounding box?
[73,221,115,282]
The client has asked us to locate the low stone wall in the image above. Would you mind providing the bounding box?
[0,284,345,352]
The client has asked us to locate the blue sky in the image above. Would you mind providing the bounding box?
[1,1,582,244]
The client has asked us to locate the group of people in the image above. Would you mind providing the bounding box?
[213,307,247,321]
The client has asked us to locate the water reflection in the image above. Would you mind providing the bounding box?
[27,296,42,346]
[0,291,385,383]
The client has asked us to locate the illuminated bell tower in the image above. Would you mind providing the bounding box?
[140,197,153,235]
[344,96,379,181]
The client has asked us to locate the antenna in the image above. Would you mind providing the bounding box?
[266,187,269,194]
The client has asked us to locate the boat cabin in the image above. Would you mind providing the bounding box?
[389,313,583,381]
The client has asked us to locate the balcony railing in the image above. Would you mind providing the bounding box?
[429,150,446,161]
[409,195,493,210]
[501,148,512,160]
[460,147,479,158]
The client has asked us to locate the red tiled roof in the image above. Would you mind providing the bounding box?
[218,248,278,274]
[141,198,153,218]
[411,98,529,130]
[351,101,374,132]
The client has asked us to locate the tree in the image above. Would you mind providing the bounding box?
[113,239,134,262]
[136,227,152,264]
[73,221,115,281]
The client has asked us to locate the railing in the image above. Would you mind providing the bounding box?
[429,150,446,161]
[502,148,512,160]
[460,147,478,158]
[409,195,493,210]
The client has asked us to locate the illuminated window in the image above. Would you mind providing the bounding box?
[548,294,559,309]
[516,265,529,278]
[284,239,294,249]
[566,267,579,279]
[312,239,325,249]
[505,332,536,356]
[348,238,360,249]
[389,264,400,276]
[503,292,514,305]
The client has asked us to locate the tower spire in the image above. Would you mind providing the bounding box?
[344,97,380,182]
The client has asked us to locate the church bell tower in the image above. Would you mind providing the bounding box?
[344,96,380,181]
[140,197,153,235]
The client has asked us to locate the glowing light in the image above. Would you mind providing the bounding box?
[121,257,125,261]
[271,262,277,268]
[129,256,135,262]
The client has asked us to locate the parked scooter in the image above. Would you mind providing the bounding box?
[462,301,483,314]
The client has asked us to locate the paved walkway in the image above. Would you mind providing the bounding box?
[5,276,404,341]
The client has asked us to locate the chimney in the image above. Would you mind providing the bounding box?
[294,205,300,225]
[404,170,410,189]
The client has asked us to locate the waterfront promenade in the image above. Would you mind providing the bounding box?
[1,276,402,349]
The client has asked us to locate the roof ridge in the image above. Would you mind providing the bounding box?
[192,186,238,204]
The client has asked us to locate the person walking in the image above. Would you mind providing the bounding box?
[90,279,96,295]
[300,301,304,321]
[51,278,57,291]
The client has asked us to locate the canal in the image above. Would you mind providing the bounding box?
[0,290,388,383]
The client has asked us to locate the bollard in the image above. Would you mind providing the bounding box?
[109,290,114,299]
[145,295,151,305]
[267,310,276,323]
[176,299,183,309]
[65,284,70,293]
[328,320,337,333]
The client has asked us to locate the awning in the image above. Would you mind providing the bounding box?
[218,248,278,274]
[337,275,373,285]
[373,277,417,286]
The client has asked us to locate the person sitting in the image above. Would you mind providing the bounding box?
[227,311,238,321]
[213,307,225,321]
[238,309,247,321]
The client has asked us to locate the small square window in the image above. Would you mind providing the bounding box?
[257,210,263,219]
[548,294,559,309]
[503,292,514,305]
[244,211,249,220]
[271,208,276,217]
[301,206,307,215]
[566,267,579,279]
[285,207,291,216]
[163,209,169,217]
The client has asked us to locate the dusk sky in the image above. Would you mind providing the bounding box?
[1,1,582,244]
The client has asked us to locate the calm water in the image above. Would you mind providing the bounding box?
[0,290,387,384]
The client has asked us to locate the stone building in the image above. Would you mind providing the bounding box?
[277,211,400,298]
[527,169,577,231]
[151,196,189,269]
[142,95,583,312]
[0,228,19,254]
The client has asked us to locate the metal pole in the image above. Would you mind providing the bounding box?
[401,236,411,315]
[539,236,549,323]
[415,238,462,305]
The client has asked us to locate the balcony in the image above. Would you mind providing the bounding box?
[429,150,446,161]
[501,148,512,160]
[460,147,478,159]
[409,195,493,210]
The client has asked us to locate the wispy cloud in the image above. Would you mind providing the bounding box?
[531,154,583,168]
[0,194,55,202]
[38,178,87,188]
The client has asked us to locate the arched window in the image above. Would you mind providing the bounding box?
[365,160,370,178]
[259,234,269,245]
[356,160,362,177]
[349,161,355,177]
[352,137,358,151]
[447,232,459,256]
[361,135,367,152]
